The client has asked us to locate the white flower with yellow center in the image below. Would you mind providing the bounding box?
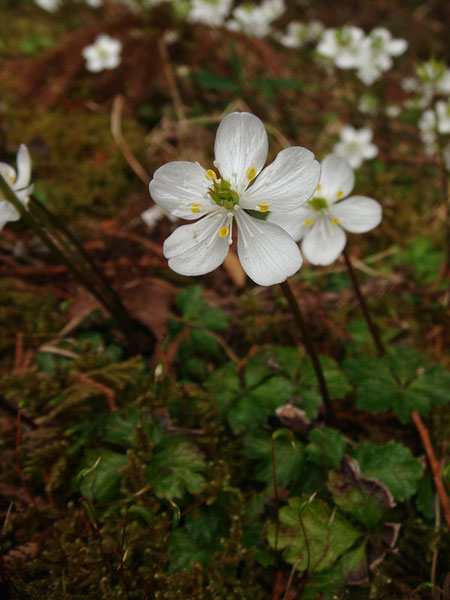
[0,145,33,230]
[333,126,378,169]
[317,26,365,70]
[82,34,122,73]
[149,112,320,286]
[267,154,382,266]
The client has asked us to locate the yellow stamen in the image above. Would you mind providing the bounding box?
[190,203,201,214]
[304,219,314,227]
[316,184,321,191]
[218,226,230,238]
[331,217,339,225]
[258,202,270,213]
[336,190,344,198]
[206,169,217,181]
[247,167,257,180]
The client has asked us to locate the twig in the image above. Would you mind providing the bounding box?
[411,410,450,529]
[279,279,336,427]
[111,95,150,184]
[342,248,386,356]
[157,40,185,122]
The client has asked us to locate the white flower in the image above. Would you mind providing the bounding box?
[141,205,177,228]
[436,100,450,134]
[333,126,378,169]
[317,26,365,70]
[188,0,233,27]
[228,0,285,38]
[0,145,33,230]
[276,20,323,48]
[35,0,61,10]
[82,34,122,73]
[86,0,103,7]
[418,109,437,155]
[267,154,382,266]
[356,27,407,85]
[386,105,401,118]
[149,112,320,286]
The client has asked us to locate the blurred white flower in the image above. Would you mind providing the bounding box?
[404,61,450,108]
[149,112,320,286]
[333,126,378,168]
[386,105,401,118]
[82,35,122,72]
[436,100,450,134]
[228,0,285,38]
[268,154,382,266]
[189,0,233,27]
[276,21,323,48]
[35,0,61,10]
[141,205,177,228]
[86,0,103,7]
[317,26,364,69]
[418,109,437,155]
[356,27,407,85]
[0,145,33,230]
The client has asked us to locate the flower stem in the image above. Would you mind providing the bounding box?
[0,175,137,353]
[342,248,385,356]
[279,279,336,427]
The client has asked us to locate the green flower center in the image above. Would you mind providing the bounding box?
[308,196,328,212]
[209,178,240,210]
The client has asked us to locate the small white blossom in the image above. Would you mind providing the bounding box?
[356,27,407,85]
[141,205,177,228]
[0,145,33,230]
[268,154,382,266]
[149,112,320,286]
[436,100,450,134]
[418,109,437,155]
[86,0,103,7]
[333,126,378,169]
[35,0,61,10]
[317,26,365,70]
[276,20,323,48]
[188,0,233,27]
[82,34,122,73]
[403,61,450,108]
[228,0,285,38]
[386,105,401,118]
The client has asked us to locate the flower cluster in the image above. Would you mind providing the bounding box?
[317,26,407,85]
[149,113,382,284]
[149,112,320,286]
[227,0,285,38]
[402,60,450,109]
[0,146,33,230]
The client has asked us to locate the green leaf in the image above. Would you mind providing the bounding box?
[176,286,205,320]
[100,408,140,448]
[354,441,423,501]
[168,504,228,570]
[206,361,240,415]
[200,306,229,331]
[306,427,346,469]
[394,237,445,285]
[146,439,205,499]
[267,496,362,572]
[78,450,128,502]
[190,329,221,355]
[245,432,305,487]
[192,69,238,92]
[416,474,436,521]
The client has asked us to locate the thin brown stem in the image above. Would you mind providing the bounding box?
[279,279,336,427]
[342,248,386,357]
[411,410,450,530]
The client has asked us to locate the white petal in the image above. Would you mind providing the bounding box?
[15,145,31,190]
[362,143,378,159]
[267,207,313,241]
[301,215,347,266]
[236,211,302,286]
[0,201,20,230]
[0,163,16,186]
[241,147,320,213]
[214,112,268,192]
[317,153,354,203]
[163,213,230,276]
[329,196,382,233]
[388,39,407,56]
[149,161,213,220]
[340,126,356,142]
